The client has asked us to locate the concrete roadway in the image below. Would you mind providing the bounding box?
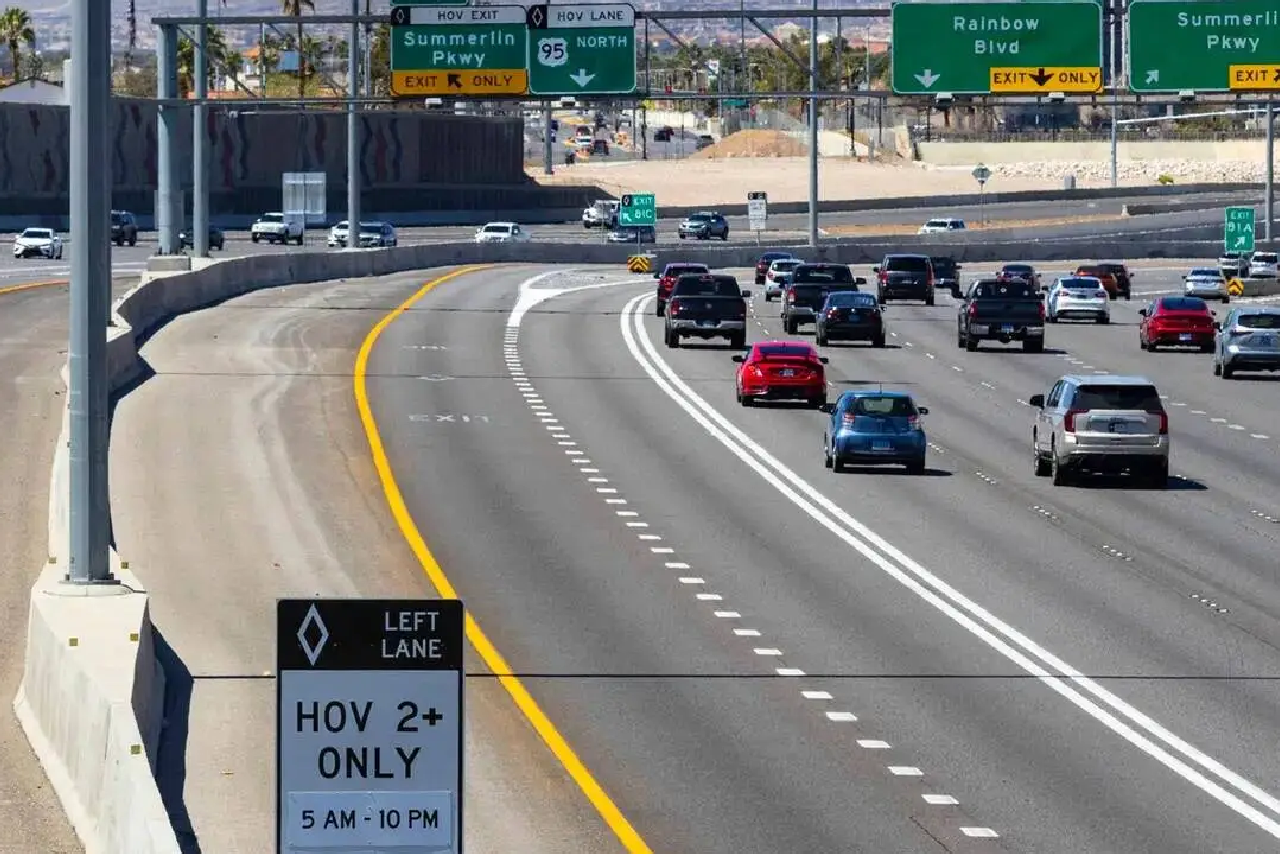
[104,259,1280,852]
[0,276,139,854]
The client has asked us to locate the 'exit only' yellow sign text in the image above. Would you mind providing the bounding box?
[990,67,1102,94]
[1229,65,1280,90]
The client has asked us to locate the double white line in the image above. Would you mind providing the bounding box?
[620,290,1280,839]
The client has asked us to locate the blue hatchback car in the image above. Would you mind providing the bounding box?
[821,390,929,473]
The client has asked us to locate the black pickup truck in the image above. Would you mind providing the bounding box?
[781,263,865,334]
[957,278,1046,352]
[663,273,751,348]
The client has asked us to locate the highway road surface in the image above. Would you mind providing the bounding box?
[102,258,1280,852]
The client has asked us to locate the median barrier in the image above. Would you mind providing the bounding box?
[17,231,1247,852]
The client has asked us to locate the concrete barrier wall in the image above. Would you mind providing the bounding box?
[917,140,1278,166]
[17,234,1279,853]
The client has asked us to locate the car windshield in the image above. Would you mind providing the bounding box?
[665,265,708,277]
[1003,264,1033,274]
[760,252,791,263]
[688,214,711,222]
[794,264,854,284]
[1189,268,1221,278]
[851,395,917,417]
[483,225,511,233]
[1254,253,1278,263]
[260,214,283,223]
[756,344,814,360]
[111,212,127,224]
[924,220,949,228]
[1237,313,1280,329]
[1159,297,1208,311]
[21,228,51,238]
[930,258,958,275]
[1072,384,1163,411]
[674,276,740,297]
[772,260,801,271]
[827,292,876,308]
[884,256,930,273]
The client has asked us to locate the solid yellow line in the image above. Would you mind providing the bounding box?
[353,265,655,854]
[0,278,69,296]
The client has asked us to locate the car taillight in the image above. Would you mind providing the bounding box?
[786,291,796,302]
[878,270,887,283]
[1037,301,1046,321]
[669,298,682,315]
[906,414,920,429]
[1063,409,1085,431]
[967,301,978,318]
[826,309,839,318]
[1153,411,1168,435]
[735,300,747,317]
[840,412,856,427]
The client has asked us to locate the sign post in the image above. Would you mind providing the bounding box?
[1225,206,1256,254]
[277,598,465,854]
[747,191,767,240]
[619,192,656,227]
[971,163,991,226]
[390,5,530,97]
[890,1,1103,96]
[526,3,637,96]
[1128,1,1280,93]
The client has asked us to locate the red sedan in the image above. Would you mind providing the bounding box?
[1139,296,1216,352]
[733,340,829,407]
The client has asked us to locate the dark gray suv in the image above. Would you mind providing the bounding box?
[111,210,138,246]
[677,212,729,241]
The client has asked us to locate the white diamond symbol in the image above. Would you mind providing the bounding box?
[297,604,329,666]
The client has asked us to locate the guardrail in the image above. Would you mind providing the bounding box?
[15,233,1279,854]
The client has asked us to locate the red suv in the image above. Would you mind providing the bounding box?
[655,262,710,316]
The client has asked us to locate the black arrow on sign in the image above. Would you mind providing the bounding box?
[526,4,548,29]
[1274,67,1280,83]
[390,5,408,26]
[447,73,462,89]
[1030,67,1053,87]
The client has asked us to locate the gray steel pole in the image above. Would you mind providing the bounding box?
[193,0,209,257]
[1267,99,1275,243]
[347,0,361,247]
[157,26,178,254]
[807,2,819,247]
[543,102,553,175]
[363,0,372,98]
[67,0,113,584]
[1109,0,1118,189]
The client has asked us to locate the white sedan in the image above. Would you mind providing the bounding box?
[1183,267,1229,303]
[1045,276,1109,324]
[14,227,63,259]
[763,258,804,301]
[474,222,531,244]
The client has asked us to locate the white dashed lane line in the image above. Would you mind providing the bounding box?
[505,309,995,842]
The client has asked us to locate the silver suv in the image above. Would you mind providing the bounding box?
[1213,306,1280,379]
[1029,375,1169,487]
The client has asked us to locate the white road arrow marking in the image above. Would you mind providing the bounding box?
[569,68,595,87]
[914,68,940,88]
[1146,69,1159,84]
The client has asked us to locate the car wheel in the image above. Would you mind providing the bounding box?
[823,437,833,468]
[815,332,828,346]
[1223,295,1231,304]
[1033,442,1051,477]
[810,395,826,409]
[956,330,965,348]
[666,330,680,348]
[1123,291,1131,301]
[925,295,934,306]
[906,458,926,475]
[831,448,844,473]
[1050,449,1070,486]
[296,234,304,245]
[728,333,746,349]
[965,335,978,352]
[720,230,729,241]
[872,335,886,348]
[251,234,259,243]
[1047,312,1058,323]
[1145,460,1169,488]
[784,318,797,335]
[1221,362,1235,379]
[1096,315,1109,324]
[740,393,753,407]
[764,293,772,302]
[655,302,665,317]
[1213,360,1222,376]
[114,237,123,247]
[1022,339,1043,353]
[678,234,685,240]
[1199,343,1214,353]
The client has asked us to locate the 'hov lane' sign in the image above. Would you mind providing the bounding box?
[277,598,465,853]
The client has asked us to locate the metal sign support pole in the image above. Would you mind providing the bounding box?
[67,0,113,584]
[347,0,361,246]
[1267,98,1275,243]
[543,102,553,175]
[193,0,209,258]
[1109,0,1119,189]
[807,0,819,248]
[157,24,178,255]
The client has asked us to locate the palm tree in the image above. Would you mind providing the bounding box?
[282,0,314,99]
[0,6,35,82]
[177,26,230,98]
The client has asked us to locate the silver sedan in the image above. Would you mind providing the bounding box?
[1183,267,1229,303]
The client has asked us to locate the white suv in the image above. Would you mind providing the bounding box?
[918,218,966,234]
[251,212,304,245]
[1248,251,1279,279]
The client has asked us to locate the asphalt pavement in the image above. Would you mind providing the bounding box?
[349,261,1280,852]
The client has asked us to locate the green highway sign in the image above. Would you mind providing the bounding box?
[1225,206,1256,253]
[526,3,637,96]
[619,193,655,227]
[890,1,1103,95]
[1129,1,1280,93]
[399,0,469,7]
[390,5,530,97]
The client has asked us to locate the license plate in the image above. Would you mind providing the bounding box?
[698,320,716,327]
[1001,324,1015,334]
[1258,334,1276,347]
[780,369,795,377]
[872,441,891,450]
[1179,333,1192,341]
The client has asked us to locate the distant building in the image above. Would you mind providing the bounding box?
[0,78,67,106]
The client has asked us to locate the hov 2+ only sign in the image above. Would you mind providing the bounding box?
[277,598,465,854]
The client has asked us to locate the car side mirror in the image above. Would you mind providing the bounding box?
[818,403,834,413]
[740,290,752,299]
[819,357,830,364]
[1138,308,1148,317]
[731,354,745,362]
[854,277,867,286]
[653,271,660,278]
[917,406,929,415]
[1028,394,1045,408]
[871,266,880,273]
[1214,321,1222,330]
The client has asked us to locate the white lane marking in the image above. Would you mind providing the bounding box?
[951,365,963,372]
[733,628,761,636]
[1252,434,1271,440]
[714,611,741,618]
[802,690,833,700]
[616,510,638,517]
[1211,417,1227,424]
[558,441,577,446]
[620,292,1280,836]
[581,468,600,473]
[1171,402,1187,406]
[776,668,806,676]
[961,828,1000,839]
[665,562,690,569]
[606,498,627,504]
[625,521,648,527]
[1191,410,1207,415]
[564,450,583,456]
[545,425,562,431]
[924,794,960,805]
[825,711,858,722]
[1229,424,1246,431]
[926,353,936,360]
[651,546,674,553]
[678,577,705,585]
[697,593,723,601]
[889,766,923,776]
[572,459,591,465]
[753,648,783,656]
[587,476,608,482]
[637,534,660,540]
[858,740,892,749]
[595,487,618,493]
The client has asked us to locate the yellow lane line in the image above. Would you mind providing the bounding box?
[0,278,69,296]
[353,265,654,854]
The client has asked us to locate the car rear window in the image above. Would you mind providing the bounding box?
[1238,313,1280,329]
[664,264,709,277]
[790,284,832,301]
[1254,253,1278,263]
[1003,264,1033,274]
[930,258,958,275]
[884,256,931,273]
[793,264,854,284]
[851,396,917,416]
[772,260,801,271]
[973,281,1035,298]
[1189,268,1221,278]
[828,291,877,307]
[757,344,814,360]
[760,252,791,262]
[1098,263,1127,273]
[1076,265,1107,276]
[1159,296,1208,311]
[1059,277,1102,290]
[1072,384,1163,411]
[673,275,741,297]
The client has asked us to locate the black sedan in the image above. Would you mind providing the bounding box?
[815,290,886,348]
[179,225,226,250]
